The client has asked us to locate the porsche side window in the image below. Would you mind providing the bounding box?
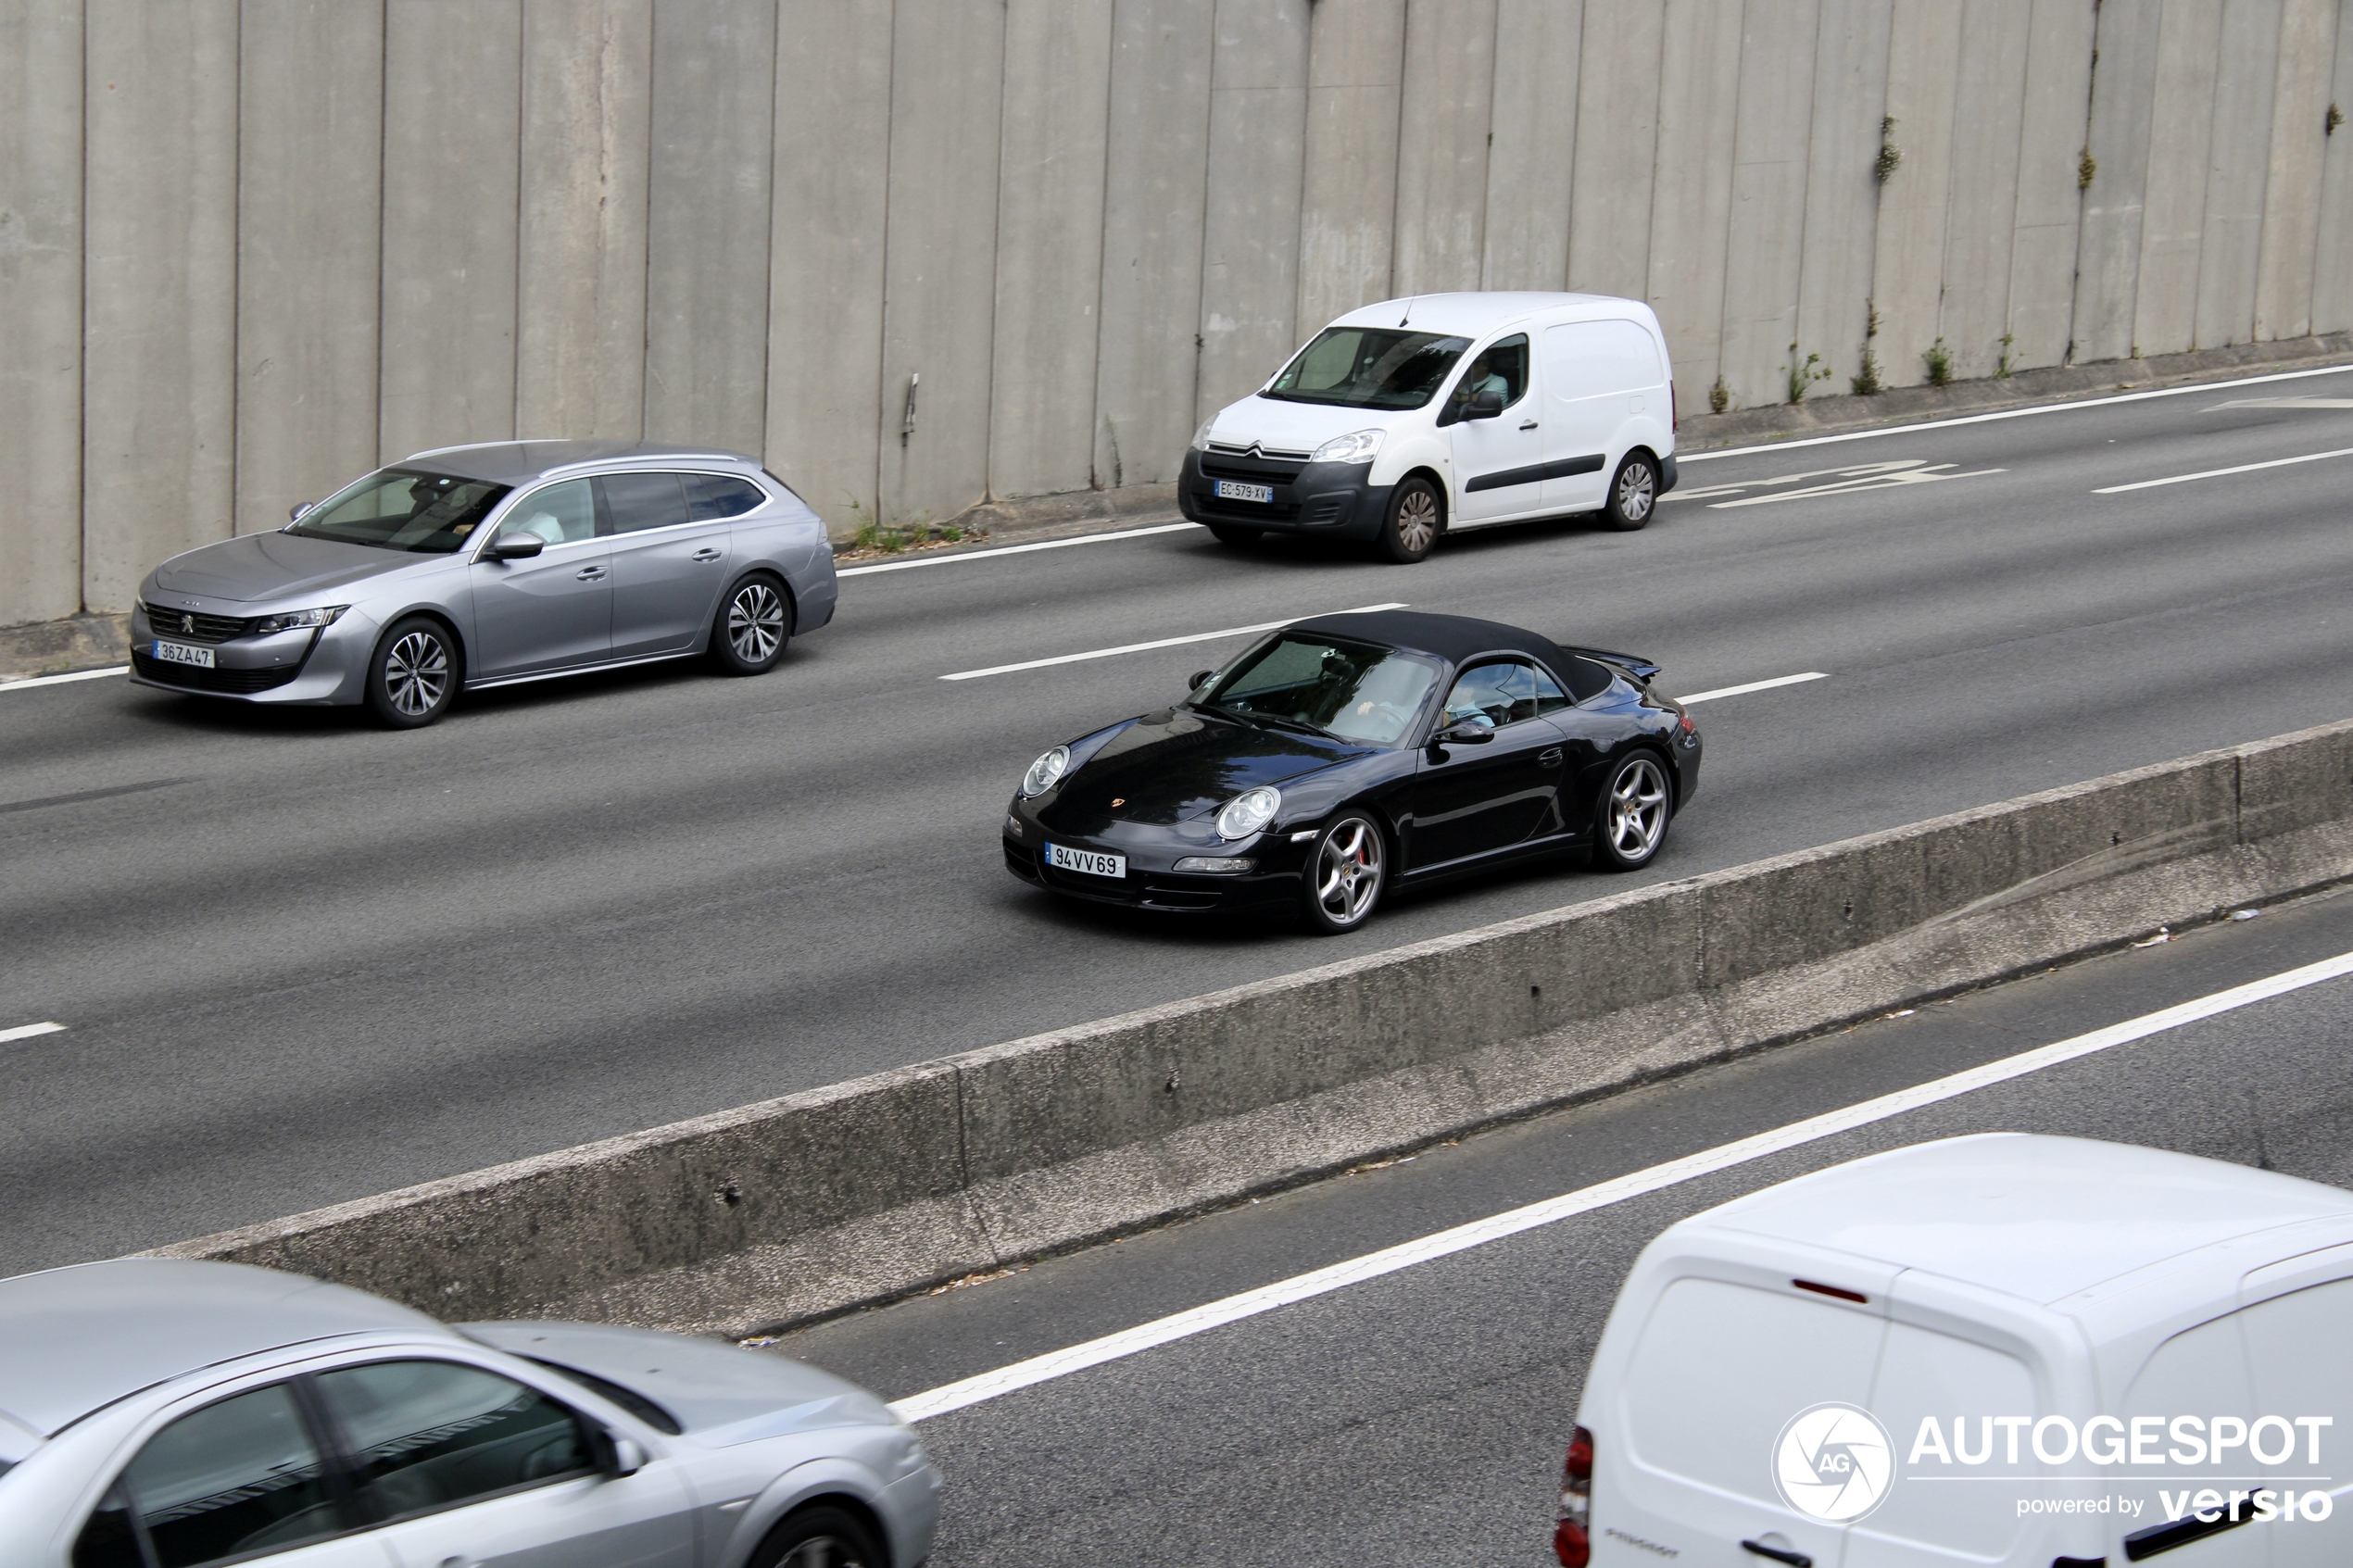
[1564,657,1615,704]
[1530,664,1572,715]
[313,1360,593,1522]
[78,1382,344,1568]
[1443,661,1539,728]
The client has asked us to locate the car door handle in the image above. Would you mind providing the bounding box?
[1538,747,1563,767]
[574,566,606,582]
[691,546,723,562]
[1519,420,1539,430]
[1740,1542,1811,1568]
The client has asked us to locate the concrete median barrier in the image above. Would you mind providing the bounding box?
[149,719,2353,1336]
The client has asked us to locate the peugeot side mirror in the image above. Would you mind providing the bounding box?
[288,501,314,522]
[490,534,545,559]
[1466,388,1505,420]
[1432,720,1496,749]
[1188,669,1214,689]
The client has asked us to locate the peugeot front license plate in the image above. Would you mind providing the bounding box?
[1045,843,1126,879]
[1213,480,1274,504]
[152,639,215,669]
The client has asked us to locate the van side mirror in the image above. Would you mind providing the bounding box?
[490,534,545,559]
[1466,388,1505,420]
[1188,669,1214,689]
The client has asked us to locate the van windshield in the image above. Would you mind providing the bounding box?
[1264,327,1471,410]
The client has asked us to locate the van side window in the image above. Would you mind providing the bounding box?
[1619,1278,1883,1498]
[1544,320,1666,401]
[1447,333,1529,417]
[1854,1323,2037,1561]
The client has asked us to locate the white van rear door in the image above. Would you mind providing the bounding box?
[1844,1321,2044,1567]
[2238,1266,2353,1567]
[2113,1314,2267,1566]
[1541,320,1667,512]
[1611,1274,1883,1567]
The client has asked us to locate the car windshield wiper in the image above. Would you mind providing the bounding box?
[1239,711,1340,742]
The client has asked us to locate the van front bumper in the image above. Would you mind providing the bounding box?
[1178,449,1390,541]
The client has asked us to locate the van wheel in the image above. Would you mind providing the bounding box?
[1377,478,1441,563]
[1208,524,1261,547]
[1604,453,1659,532]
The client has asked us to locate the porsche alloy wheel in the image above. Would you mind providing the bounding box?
[1302,812,1387,933]
[712,574,789,674]
[1594,752,1671,870]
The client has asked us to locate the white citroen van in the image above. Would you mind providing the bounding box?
[1559,1135,2353,1568]
[1178,293,1677,563]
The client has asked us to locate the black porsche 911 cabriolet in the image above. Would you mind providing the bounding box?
[1001,608,1701,932]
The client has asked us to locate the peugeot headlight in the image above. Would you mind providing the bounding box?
[1214,785,1282,841]
[1190,416,1218,452]
[1309,429,1385,464]
[251,605,347,635]
[1021,745,1071,797]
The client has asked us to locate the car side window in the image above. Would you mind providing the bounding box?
[312,1360,593,1523]
[494,477,597,547]
[1562,656,1615,704]
[597,471,690,534]
[683,473,767,521]
[1446,332,1529,417]
[1442,660,1540,729]
[1529,662,1572,715]
[75,1383,344,1568]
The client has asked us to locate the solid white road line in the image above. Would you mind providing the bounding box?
[939,604,1409,681]
[1678,361,2353,465]
[0,666,130,694]
[0,1022,67,1044]
[2091,445,2353,494]
[837,521,1202,577]
[890,947,2353,1424]
[1679,671,1831,705]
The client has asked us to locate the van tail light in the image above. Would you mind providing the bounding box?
[1554,1424,1593,1566]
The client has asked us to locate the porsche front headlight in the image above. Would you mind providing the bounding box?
[1021,745,1071,797]
[1214,785,1282,841]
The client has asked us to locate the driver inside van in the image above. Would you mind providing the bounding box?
[1449,335,1528,416]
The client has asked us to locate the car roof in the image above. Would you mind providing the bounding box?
[1286,608,1578,673]
[1327,291,1644,339]
[1692,1134,2353,1307]
[396,439,758,485]
[0,1259,451,1436]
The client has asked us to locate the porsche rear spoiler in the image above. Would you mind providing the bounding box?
[1563,644,1662,684]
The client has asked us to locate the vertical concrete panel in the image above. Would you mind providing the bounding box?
[237,2,383,537]
[1093,0,1214,489]
[989,0,1115,499]
[2314,6,2353,333]
[82,0,238,612]
[380,1,522,461]
[518,0,652,441]
[1196,0,1311,418]
[879,3,1005,521]
[1645,0,1744,410]
[1480,0,1581,290]
[1567,0,1665,297]
[1869,0,1964,386]
[1936,0,2031,382]
[644,0,774,453]
[1297,0,1405,330]
[0,0,82,624]
[2070,0,2161,364]
[1720,0,1822,410]
[2004,0,2093,370]
[2195,0,2284,348]
[2252,0,2337,339]
[1392,0,1496,295]
[1795,0,1894,393]
[2133,0,2221,355]
[768,0,891,530]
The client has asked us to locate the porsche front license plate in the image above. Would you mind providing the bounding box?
[1045,843,1126,879]
[1213,480,1274,504]
[152,639,215,669]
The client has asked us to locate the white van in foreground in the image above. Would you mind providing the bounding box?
[1560,1135,2353,1567]
[1178,293,1677,563]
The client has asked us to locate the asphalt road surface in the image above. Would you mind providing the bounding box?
[774,885,2353,1568]
[4,366,2351,1273]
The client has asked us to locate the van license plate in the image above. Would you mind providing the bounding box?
[1214,481,1274,504]
[152,640,215,669]
[1045,843,1126,879]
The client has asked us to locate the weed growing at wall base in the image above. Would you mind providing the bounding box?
[1923,337,1954,387]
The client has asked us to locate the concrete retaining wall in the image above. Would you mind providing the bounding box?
[6,2,2352,627]
[152,719,2353,1337]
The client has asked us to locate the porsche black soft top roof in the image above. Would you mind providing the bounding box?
[1285,608,1649,679]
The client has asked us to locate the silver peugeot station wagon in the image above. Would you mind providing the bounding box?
[129,441,839,728]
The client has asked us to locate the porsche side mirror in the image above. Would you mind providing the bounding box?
[1466,388,1505,420]
[288,501,314,522]
[1189,669,1214,689]
[1431,721,1495,748]
[604,1435,647,1478]
[490,534,544,559]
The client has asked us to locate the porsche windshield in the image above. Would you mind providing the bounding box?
[1201,633,1441,746]
[289,469,513,554]
[1263,327,1472,410]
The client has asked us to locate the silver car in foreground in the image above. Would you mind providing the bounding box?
[131,441,838,727]
[0,1259,938,1567]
